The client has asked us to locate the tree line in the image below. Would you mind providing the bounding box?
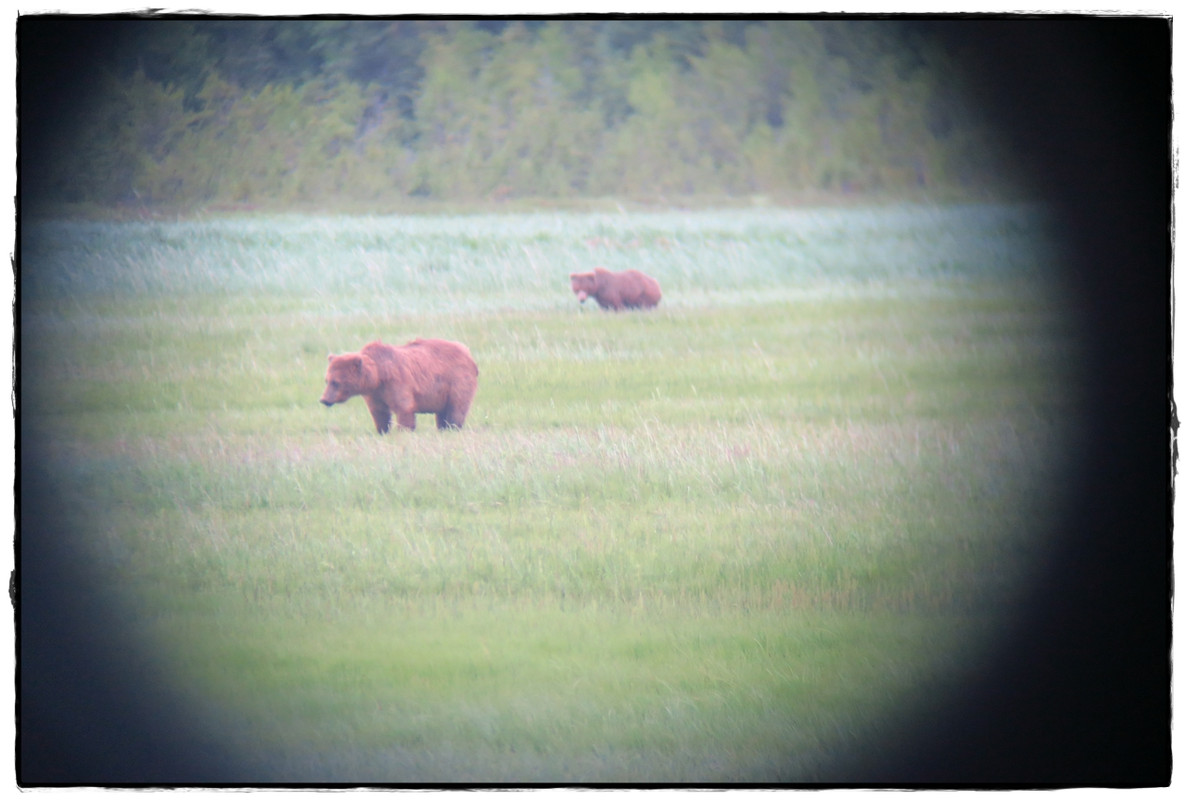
[22,19,1017,209]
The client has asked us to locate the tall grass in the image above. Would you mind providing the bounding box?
[21,203,1060,306]
[22,204,1079,782]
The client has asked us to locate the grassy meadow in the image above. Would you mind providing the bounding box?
[21,204,1082,782]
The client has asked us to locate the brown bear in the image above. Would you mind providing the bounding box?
[320,338,478,433]
[569,267,662,311]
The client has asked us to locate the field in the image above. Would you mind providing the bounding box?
[21,204,1081,782]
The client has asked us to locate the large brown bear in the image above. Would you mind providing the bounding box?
[569,267,662,311]
[320,338,478,433]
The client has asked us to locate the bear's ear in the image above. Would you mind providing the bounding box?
[327,353,334,362]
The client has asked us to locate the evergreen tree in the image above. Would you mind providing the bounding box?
[20,18,1016,208]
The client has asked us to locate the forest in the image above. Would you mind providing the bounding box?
[20,19,1016,210]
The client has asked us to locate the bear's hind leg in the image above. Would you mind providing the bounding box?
[437,404,463,430]
[439,395,472,430]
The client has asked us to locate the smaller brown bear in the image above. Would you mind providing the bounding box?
[569,267,662,311]
[320,338,478,433]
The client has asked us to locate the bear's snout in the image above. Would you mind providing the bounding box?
[321,398,335,407]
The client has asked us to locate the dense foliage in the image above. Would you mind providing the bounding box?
[22,19,1013,209]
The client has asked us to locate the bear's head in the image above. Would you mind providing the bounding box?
[570,271,599,303]
[321,352,380,406]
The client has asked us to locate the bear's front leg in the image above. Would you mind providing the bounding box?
[364,396,393,434]
[395,410,417,430]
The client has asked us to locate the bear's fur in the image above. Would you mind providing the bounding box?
[569,267,662,311]
[320,338,478,433]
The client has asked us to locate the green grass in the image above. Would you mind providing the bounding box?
[22,204,1080,782]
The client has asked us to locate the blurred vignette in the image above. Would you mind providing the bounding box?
[16,17,1169,786]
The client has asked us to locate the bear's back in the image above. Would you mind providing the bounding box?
[403,338,478,375]
[360,339,400,362]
